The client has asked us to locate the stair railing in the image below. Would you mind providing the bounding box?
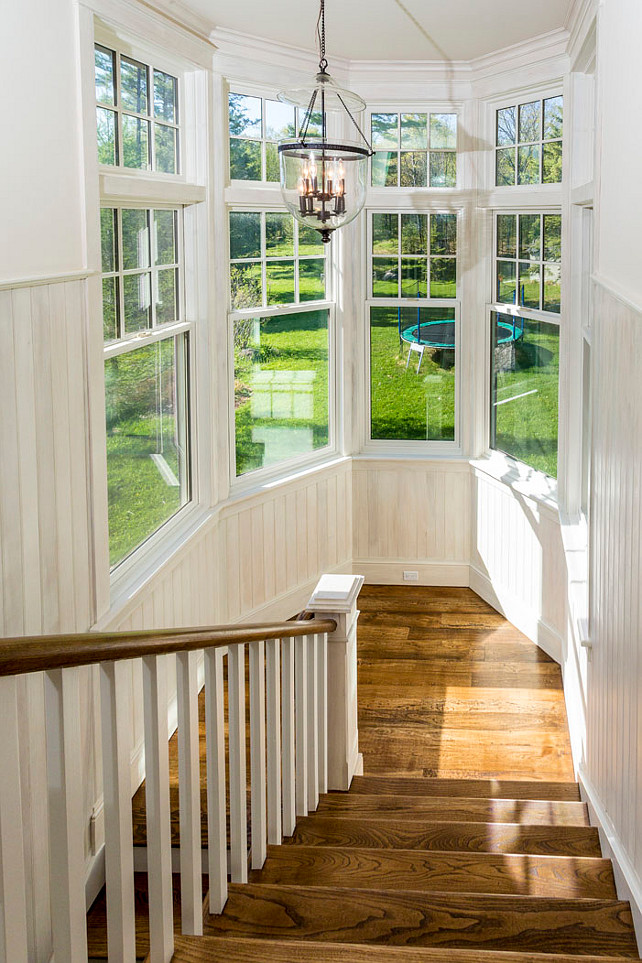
[0,574,364,963]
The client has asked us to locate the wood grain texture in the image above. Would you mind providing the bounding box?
[172,936,640,963]
[287,817,603,858]
[348,776,581,800]
[251,845,616,899]
[315,795,589,827]
[201,883,639,956]
[355,585,573,782]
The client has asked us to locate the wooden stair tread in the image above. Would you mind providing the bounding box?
[317,794,589,826]
[349,775,581,800]
[287,816,602,857]
[172,936,642,962]
[201,883,638,956]
[252,845,616,899]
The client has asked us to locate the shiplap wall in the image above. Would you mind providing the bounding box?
[352,459,471,584]
[581,281,642,916]
[470,469,567,660]
[0,280,95,961]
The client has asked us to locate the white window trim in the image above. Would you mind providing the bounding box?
[228,300,339,493]
[484,302,561,486]
[80,8,212,615]
[365,103,462,192]
[483,83,564,194]
[94,22,187,181]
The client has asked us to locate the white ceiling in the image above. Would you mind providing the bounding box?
[191,0,573,63]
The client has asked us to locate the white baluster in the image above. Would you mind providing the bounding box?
[45,667,88,963]
[265,638,282,844]
[249,641,267,869]
[281,637,296,836]
[142,654,174,963]
[177,651,202,935]
[306,634,319,811]
[0,676,28,963]
[317,632,328,794]
[294,636,308,816]
[205,648,227,914]
[228,645,248,883]
[100,660,136,962]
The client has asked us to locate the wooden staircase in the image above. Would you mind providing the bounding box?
[169,773,639,961]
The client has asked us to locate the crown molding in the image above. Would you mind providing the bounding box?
[86,0,216,65]
[471,27,569,88]
[210,26,350,80]
[566,0,598,70]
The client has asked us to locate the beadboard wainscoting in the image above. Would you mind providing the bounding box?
[470,465,567,663]
[0,279,96,961]
[576,279,642,937]
[351,459,471,585]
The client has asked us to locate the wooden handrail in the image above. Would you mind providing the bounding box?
[0,618,337,678]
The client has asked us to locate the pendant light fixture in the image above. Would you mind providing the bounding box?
[277,0,373,243]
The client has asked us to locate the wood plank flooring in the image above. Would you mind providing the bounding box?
[84,585,640,963]
[356,586,574,782]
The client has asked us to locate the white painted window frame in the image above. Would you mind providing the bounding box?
[483,83,564,202]
[483,205,563,490]
[366,104,462,193]
[228,299,339,493]
[80,7,212,615]
[361,203,462,456]
[94,21,188,182]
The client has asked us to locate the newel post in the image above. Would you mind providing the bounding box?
[308,574,365,791]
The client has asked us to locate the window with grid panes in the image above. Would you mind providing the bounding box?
[495,96,562,186]
[370,112,457,188]
[495,213,561,313]
[370,212,457,299]
[228,92,322,183]
[490,211,561,478]
[100,205,190,567]
[228,210,332,477]
[229,211,328,308]
[95,44,179,173]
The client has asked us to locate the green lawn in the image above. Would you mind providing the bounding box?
[491,317,559,478]
[370,306,456,441]
[107,416,185,566]
[234,310,329,475]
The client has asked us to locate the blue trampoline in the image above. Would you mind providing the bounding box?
[397,308,523,348]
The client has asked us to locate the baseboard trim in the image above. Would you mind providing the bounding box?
[353,559,470,586]
[578,768,642,952]
[470,565,563,663]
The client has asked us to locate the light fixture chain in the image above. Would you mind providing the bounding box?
[317,0,327,70]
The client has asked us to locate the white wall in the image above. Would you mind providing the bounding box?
[0,0,86,282]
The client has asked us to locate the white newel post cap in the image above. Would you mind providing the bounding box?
[308,574,365,789]
[307,574,365,620]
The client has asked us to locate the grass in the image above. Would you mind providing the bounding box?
[492,318,559,478]
[234,310,330,475]
[370,307,456,441]
[107,417,185,566]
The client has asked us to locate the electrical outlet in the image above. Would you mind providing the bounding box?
[403,570,419,581]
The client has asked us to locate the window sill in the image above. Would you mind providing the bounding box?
[228,452,350,502]
[101,503,213,628]
[470,451,559,516]
[100,171,206,206]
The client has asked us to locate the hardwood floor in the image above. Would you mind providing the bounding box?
[356,585,574,782]
[85,585,640,962]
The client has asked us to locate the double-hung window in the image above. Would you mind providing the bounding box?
[95,38,194,570]
[489,212,561,479]
[226,85,336,483]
